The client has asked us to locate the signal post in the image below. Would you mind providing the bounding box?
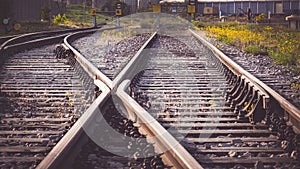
[90,8,96,27]
[153,3,161,28]
[116,2,122,27]
[187,0,196,27]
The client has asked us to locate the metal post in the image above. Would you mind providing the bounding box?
[156,14,160,29]
[93,15,97,28]
[92,0,95,8]
[116,16,120,27]
[188,14,192,28]
[116,2,122,27]
[268,10,271,24]
[188,0,196,28]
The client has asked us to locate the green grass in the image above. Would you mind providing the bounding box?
[244,45,268,55]
[194,21,300,72]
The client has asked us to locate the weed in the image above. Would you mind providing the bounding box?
[254,13,267,23]
[201,23,300,69]
[244,45,268,55]
[53,14,69,24]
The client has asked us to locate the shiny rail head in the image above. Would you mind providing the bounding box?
[63,28,115,89]
[116,79,203,169]
[112,31,157,90]
[37,74,111,169]
[0,27,95,51]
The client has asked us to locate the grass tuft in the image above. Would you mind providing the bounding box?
[197,22,300,71]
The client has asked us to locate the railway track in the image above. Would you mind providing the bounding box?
[1,24,299,169]
[0,35,17,46]
[0,29,97,168]
[41,28,300,168]
[115,31,300,168]
[219,41,300,109]
[37,30,200,169]
[0,28,94,50]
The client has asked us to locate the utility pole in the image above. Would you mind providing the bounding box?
[92,0,95,8]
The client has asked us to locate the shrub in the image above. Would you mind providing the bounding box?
[254,13,266,23]
[53,14,69,24]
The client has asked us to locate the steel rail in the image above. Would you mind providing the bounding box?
[36,79,110,169]
[190,29,300,132]
[0,29,106,168]
[38,29,201,168]
[64,28,116,89]
[112,32,157,89]
[0,35,17,45]
[64,29,202,168]
[3,33,70,53]
[0,28,103,60]
[117,80,203,169]
[0,27,95,51]
[1,27,117,168]
[111,31,203,168]
[36,28,116,168]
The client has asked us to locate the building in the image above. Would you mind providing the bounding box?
[160,1,187,14]
[197,0,300,15]
[42,0,67,18]
[151,0,160,3]
[122,0,138,13]
[0,0,67,22]
[139,0,160,8]
[138,0,149,9]
[66,0,109,8]
[67,0,110,8]
[93,0,110,8]
[159,0,299,15]
[0,0,42,22]
[0,0,65,34]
